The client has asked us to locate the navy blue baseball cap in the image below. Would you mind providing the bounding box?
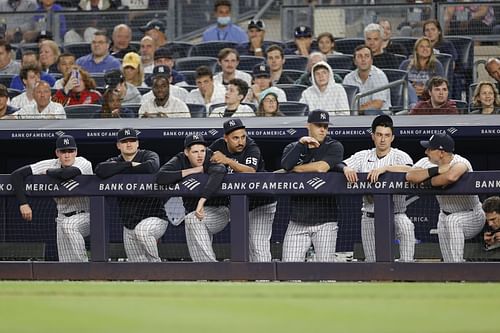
[117,128,139,142]
[223,118,246,135]
[56,135,77,150]
[252,63,270,78]
[104,69,124,89]
[184,133,207,148]
[294,25,313,38]
[307,109,330,124]
[140,19,166,33]
[420,133,454,152]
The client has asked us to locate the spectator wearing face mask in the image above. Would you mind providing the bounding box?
[202,0,247,43]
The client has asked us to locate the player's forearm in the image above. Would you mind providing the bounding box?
[127,160,159,174]
[281,143,307,171]
[10,166,32,205]
[95,162,131,179]
[360,99,384,111]
[156,170,183,184]
[385,165,412,173]
[226,159,256,173]
[201,164,226,198]
[405,168,430,183]
[292,161,330,173]
[46,166,81,180]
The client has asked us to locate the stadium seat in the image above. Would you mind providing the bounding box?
[451,100,468,114]
[178,71,196,86]
[446,36,474,98]
[0,74,15,87]
[163,42,194,59]
[90,73,106,88]
[188,41,238,58]
[390,37,417,57]
[283,55,308,71]
[469,83,478,103]
[186,103,207,118]
[342,84,360,111]
[7,88,21,99]
[382,69,408,112]
[236,40,285,54]
[15,43,39,60]
[64,42,91,59]
[326,54,354,70]
[279,101,309,116]
[334,69,352,80]
[334,38,365,55]
[208,102,256,116]
[281,69,305,82]
[175,57,218,72]
[276,84,307,102]
[392,54,407,69]
[137,87,151,95]
[122,103,141,116]
[434,53,453,90]
[64,104,101,118]
[237,55,265,71]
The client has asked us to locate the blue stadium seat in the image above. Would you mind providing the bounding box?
[334,69,352,80]
[326,54,354,70]
[122,103,141,117]
[236,40,286,54]
[342,84,360,111]
[64,104,101,118]
[434,53,453,91]
[390,37,417,57]
[175,57,218,72]
[279,101,309,116]
[0,74,15,88]
[163,42,194,59]
[276,84,307,102]
[137,87,151,95]
[237,55,265,71]
[188,41,238,58]
[283,55,308,71]
[178,71,196,86]
[451,100,468,114]
[334,38,364,55]
[90,73,106,88]
[186,103,207,118]
[382,69,408,112]
[64,42,91,59]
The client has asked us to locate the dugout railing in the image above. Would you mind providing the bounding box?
[1,171,500,281]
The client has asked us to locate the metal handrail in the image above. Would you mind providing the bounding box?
[352,79,408,116]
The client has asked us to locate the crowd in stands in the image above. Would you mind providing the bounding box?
[0,0,499,119]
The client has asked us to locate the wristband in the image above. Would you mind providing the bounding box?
[427,166,439,178]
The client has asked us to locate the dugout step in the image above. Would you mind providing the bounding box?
[353,243,500,261]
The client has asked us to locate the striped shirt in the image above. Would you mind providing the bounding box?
[344,147,413,213]
[30,157,92,214]
[413,154,481,212]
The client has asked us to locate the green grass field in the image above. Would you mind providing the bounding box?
[0,281,498,333]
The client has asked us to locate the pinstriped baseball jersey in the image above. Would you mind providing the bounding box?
[30,157,92,213]
[344,147,413,213]
[414,154,481,212]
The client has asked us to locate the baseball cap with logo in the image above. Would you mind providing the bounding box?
[140,19,166,33]
[307,109,330,124]
[56,135,77,150]
[420,133,454,152]
[117,128,139,142]
[223,118,246,135]
[122,52,141,69]
[248,19,265,31]
[104,69,124,89]
[184,133,207,148]
[294,25,313,38]
[36,30,53,43]
[252,63,270,78]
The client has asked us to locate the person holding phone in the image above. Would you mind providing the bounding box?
[52,66,102,107]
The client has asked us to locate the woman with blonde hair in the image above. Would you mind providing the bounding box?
[399,37,444,99]
[471,81,500,114]
[39,40,60,73]
[122,52,146,87]
[52,66,101,106]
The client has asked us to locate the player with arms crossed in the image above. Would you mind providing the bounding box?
[95,128,168,262]
[156,134,229,262]
[280,110,344,262]
[210,118,277,262]
[406,133,485,262]
[342,115,415,262]
[10,135,92,262]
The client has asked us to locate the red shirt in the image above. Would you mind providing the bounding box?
[52,89,102,107]
[409,100,458,115]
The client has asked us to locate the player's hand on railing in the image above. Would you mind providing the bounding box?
[343,166,358,183]
[367,167,386,183]
[210,151,228,165]
[19,204,32,222]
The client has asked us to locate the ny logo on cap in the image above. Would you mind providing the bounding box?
[193,134,199,140]
[320,113,326,120]
[229,120,236,126]
[124,129,131,135]
[63,138,69,145]
[299,26,306,32]
[158,67,165,73]
[259,65,265,71]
